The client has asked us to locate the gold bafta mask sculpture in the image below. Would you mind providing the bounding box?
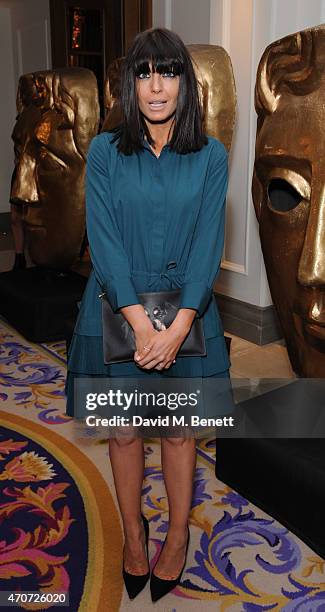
[102,45,236,151]
[253,25,325,377]
[11,68,100,269]
[186,45,236,151]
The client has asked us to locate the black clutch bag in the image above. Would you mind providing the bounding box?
[101,288,206,365]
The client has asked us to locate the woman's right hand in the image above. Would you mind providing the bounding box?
[118,303,167,367]
[119,304,157,364]
[134,325,159,364]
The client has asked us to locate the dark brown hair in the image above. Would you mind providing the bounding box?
[108,28,207,155]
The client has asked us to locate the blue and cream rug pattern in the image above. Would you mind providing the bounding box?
[0,319,324,611]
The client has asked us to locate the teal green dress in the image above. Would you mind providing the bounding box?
[65,131,231,417]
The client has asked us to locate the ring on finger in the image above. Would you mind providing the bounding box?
[143,346,151,352]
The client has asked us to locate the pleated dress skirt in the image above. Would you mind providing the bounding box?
[65,332,232,419]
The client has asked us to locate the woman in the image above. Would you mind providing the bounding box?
[65,28,230,602]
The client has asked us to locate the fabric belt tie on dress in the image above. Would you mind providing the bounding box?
[133,261,182,289]
[147,272,174,288]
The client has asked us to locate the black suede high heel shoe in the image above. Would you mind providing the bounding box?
[122,514,150,600]
[150,526,190,603]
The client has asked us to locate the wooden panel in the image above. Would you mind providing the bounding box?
[50,0,122,72]
[141,0,152,31]
[123,0,140,52]
[123,0,152,53]
[104,0,123,67]
[49,0,68,68]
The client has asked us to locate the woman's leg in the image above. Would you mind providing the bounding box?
[109,434,149,574]
[154,436,196,578]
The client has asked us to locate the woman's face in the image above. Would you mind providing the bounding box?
[136,63,180,123]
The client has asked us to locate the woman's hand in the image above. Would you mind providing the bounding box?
[134,325,160,364]
[134,326,188,370]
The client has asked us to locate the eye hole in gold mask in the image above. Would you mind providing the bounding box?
[255,161,311,215]
[267,178,303,212]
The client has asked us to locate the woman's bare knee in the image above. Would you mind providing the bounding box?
[109,427,141,447]
[162,436,193,447]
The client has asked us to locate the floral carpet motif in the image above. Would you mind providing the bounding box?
[142,438,325,610]
[0,411,123,611]
[1,318,325,610]
[0,320,69,425]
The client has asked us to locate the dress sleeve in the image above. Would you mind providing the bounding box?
[179,141,228,317]
[86,135,140,313]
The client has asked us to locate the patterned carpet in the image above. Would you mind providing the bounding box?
[0,411,122,611]
[0,318,325,611]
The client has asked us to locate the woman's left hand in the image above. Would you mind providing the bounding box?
[134,326,188,370]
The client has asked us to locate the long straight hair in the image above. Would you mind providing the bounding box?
[108,28,208,155]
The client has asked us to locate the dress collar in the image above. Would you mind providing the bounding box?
[140,128,170,157]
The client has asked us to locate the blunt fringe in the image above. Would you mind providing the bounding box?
[107,28,208,155]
